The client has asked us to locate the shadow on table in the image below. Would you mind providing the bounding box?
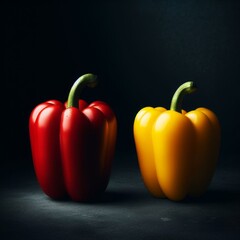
[96,189,150,204]
[50,187,240,205]
[182,188,240,204]
[48,188,150,205]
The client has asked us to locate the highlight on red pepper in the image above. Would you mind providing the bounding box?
[29,73,117,202]
[133,81,221,201]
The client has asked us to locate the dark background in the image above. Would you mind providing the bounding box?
[3,0,240,170]
[3,0,240,167]
[2,1,240,240]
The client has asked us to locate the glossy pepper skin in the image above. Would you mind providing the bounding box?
[134,82,221,201]
[29,74,117,201]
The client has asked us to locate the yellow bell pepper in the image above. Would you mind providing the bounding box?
[133,82,221,201]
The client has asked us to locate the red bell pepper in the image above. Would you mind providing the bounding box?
[29,73,117,201]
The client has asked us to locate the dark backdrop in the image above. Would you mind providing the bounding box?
[3,0,240,170]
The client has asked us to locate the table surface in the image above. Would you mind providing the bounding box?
[1,154,240,240]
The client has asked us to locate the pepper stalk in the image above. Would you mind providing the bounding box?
[170,81,197,113]
[67,73,98,108]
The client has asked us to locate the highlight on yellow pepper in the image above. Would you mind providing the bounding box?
[133,82,221,201]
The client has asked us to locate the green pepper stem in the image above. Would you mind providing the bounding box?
[67,73,98,108]
[170,81,197,113]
